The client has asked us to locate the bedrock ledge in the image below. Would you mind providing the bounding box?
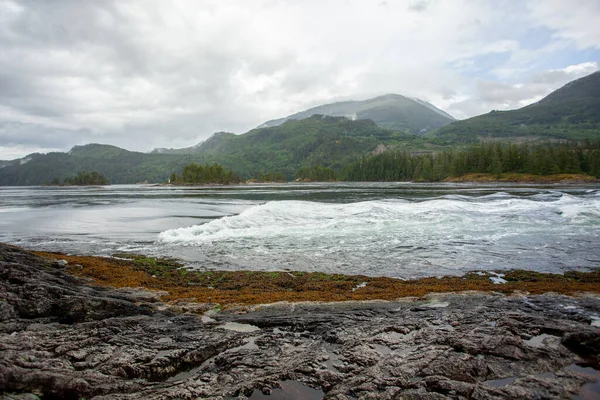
[1,243,599,399]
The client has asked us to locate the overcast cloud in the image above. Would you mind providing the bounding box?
[1,0,599,159]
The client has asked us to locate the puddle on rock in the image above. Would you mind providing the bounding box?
[426,301,449,308]
[372,343,393,355]
[227,337,259,352]
[484,376,516,387]
[385,331,406,341]
[568,363,600,400]
[218,322,260,332]
[201,315,216,323]
[249,380,324,400]
[324,351,344,372]
[524,333,560,348]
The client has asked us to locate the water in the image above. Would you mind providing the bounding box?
[249,380,324,399]
[1,182,599,278]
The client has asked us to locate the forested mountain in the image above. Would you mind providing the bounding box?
[148,94,455,155]
[2,72,599,185]
[186,115,432,178]
[0,117,428,185]
[429,70,600,143]
[259,94,455,134]
[0,144,201,185]
[149,137,228,155]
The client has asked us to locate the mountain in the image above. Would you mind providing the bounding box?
[259,94,455,134]
[429,70,600,143]
[150,140,210,155]
[4,72,597,186]
[0,117,434,185]
[187,115,432,178]
[0,144,203,185]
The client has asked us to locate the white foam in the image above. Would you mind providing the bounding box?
[155,194,600,277]
[159,196,600,245]
[490,276,507,285]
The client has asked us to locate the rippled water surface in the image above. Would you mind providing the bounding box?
[1,182,599,278]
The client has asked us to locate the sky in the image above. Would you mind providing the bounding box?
[1,0,599,159]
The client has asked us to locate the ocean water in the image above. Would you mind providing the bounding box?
[1,182,599,278]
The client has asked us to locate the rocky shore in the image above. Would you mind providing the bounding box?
[1,243,600,399]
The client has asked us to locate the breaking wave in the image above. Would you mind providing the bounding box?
[158,193,600,277]
[159,194,600,243]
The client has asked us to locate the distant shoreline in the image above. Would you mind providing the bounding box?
[444,172,598,184]
[156,174,599,187]
[23,174,599,187]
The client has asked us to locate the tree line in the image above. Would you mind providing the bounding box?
[47,171,109,186]
[170,163,241,184]
[342,141,600,181]
[165,141,600,185]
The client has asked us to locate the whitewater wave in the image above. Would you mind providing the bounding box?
[158,194,600,245]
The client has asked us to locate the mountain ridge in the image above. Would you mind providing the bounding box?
[428,70,600,143]
[2,71,599,185]
[0,116,431,185]
[258,93,455,134]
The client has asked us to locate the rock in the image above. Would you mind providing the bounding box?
[1,243,600,399]
[562,331,600,366]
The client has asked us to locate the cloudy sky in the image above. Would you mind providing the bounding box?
[1,0,599,159]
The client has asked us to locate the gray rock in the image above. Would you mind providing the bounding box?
[1,243,599,399]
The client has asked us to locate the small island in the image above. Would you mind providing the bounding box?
[46,171,110,186]
[169,163,241,185]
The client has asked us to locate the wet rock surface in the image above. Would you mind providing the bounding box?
[1,243,600,399]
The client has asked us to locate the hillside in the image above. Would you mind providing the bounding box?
[429,70,600,143]
[149,138,224,155]
[0,144,202,185]
[189,115,433,178]
[259,94,455,134]
[0,117,431,185]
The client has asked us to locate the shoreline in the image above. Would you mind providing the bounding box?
[71,173,600,187]
[30,247,600,307]
[2,242,600,399]
[444,173,598,184]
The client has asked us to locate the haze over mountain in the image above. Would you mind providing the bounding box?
[258,94,455,134]
[429,70,600,143]
[150,94,455,155]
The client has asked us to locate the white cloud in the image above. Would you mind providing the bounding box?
[0,0,599,159]
[527,0,600,50]
[447,62,599,119]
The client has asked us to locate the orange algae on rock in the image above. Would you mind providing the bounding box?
[32,251,600,307]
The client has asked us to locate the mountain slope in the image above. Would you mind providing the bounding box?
[0,144,204,185]
[191,115,430,177]
[429,70,600,143]
[0,117,431,185]
[259,94,455,134]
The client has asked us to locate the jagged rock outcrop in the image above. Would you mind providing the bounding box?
[1,243,599,399]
